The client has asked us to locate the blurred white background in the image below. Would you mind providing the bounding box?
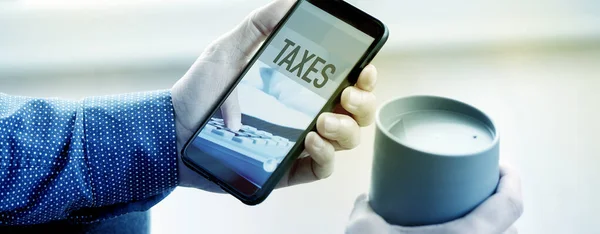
[1,0,599,233]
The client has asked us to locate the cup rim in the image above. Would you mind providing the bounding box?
[375,95,500,157]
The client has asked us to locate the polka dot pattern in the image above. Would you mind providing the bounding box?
[0,90,178,225]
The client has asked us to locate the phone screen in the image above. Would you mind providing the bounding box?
[186,1,375,193]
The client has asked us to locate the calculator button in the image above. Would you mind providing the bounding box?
[234,132,253,137]
[215,126,225,130]
[256,131,273,139]
[211,129,235,139]
[239,130,256,136]
[204,124,217,131]
[232,136,253,144]
[241,125,257,133]
[272,136,288,142]
[252,139,267,145]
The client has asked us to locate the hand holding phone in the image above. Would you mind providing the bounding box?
[172,0,388,204]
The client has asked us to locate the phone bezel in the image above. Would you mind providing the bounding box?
[182,0,389,205]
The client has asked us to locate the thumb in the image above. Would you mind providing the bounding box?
[220,0,296,58]
[221,89,242,132]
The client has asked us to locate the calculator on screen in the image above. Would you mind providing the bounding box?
[195,117,294,173]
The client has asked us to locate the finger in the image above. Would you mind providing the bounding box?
[220,89,242,131]
[345,194,390,234]
[316,113,361,150]
[497,164,523,213]
[446,165,524,233]
[304,131,336,179]
[355,64,377,92]
[504,226,519,234]
[340,86,377,127]
[223,0,296,57]
[277,132,335,187]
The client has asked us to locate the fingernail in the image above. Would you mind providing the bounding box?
[227,122,241,132]
[324,116,340,133]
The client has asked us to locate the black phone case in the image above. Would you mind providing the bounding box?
[182,0,389,205]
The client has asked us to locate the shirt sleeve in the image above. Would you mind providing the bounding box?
[0,90,178,226]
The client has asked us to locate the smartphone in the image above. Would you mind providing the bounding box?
[181,0,389,205]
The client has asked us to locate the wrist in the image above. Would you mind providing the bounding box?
[83,90,179,206]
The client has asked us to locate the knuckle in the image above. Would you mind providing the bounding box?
[357,115,374,127]
[508,195,525,217]
[347,134,361,149]
[339,116,361,149]
[310,153,334,179]
[354,94,376,126]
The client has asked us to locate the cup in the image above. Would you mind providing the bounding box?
[368,95,500,226]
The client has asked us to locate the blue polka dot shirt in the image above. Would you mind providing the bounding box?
[0,90,178,225]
